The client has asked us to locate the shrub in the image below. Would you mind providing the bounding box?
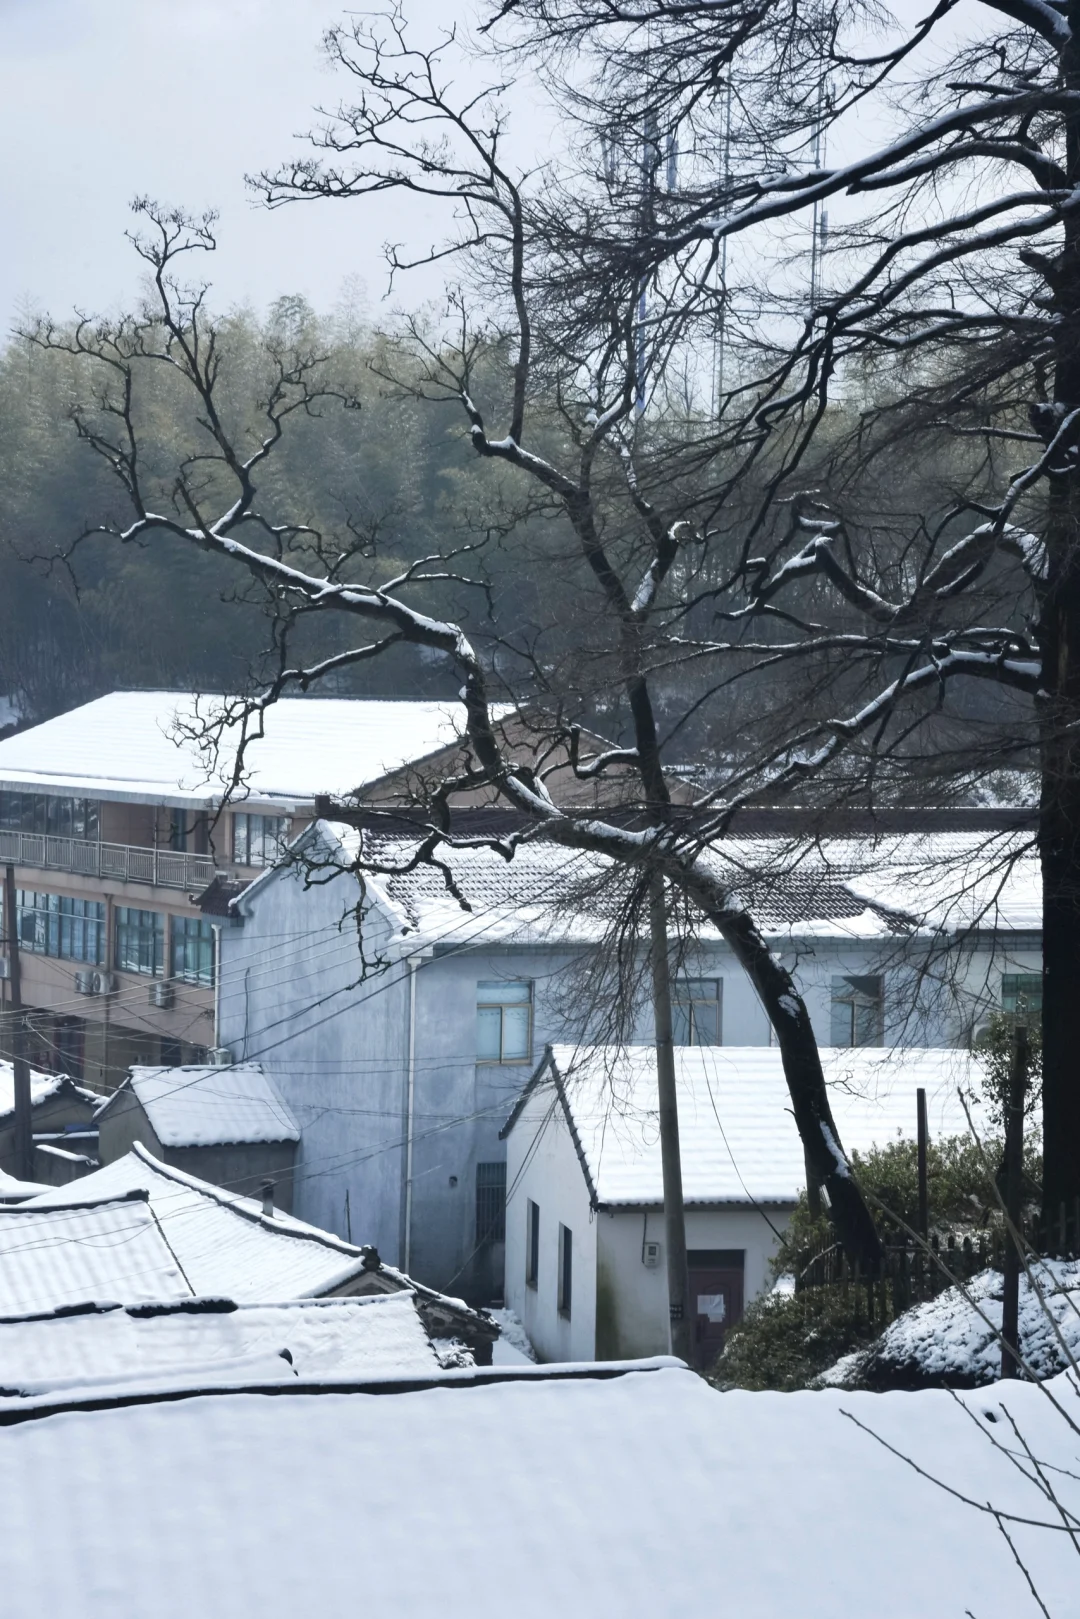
[711,1287,879,1392]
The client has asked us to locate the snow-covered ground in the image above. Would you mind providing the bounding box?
[489,1307,537,1365]
[3,1363,1078,1616]
[821,1260,1080,1388]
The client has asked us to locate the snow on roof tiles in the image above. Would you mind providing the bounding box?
[0,1193,192,1314]
[0,691,473,808]
[0,1366,1075,1617]
[0,1293,439,1397]
[123,1065,300,1148]
[26,1145,368,1301]
[525,1045,986,1206]
[0,1065,98,1122]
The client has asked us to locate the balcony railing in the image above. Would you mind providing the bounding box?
[0,830,218,892]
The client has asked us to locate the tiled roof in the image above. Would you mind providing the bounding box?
[26,1146,367,1301]
[0,691,476,808]
[0,1067,99,1123]
[0,1293,439,1397]
[514,1045,986,1206]
[0,1192,192,1313]
[121,1065,300,1147]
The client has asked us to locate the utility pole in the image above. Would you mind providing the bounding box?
[1000,1023,1028,1380]
[3,864,33,1180]
[648,874,694,1364]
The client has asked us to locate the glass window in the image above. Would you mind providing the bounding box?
[12,892,105,963]
[673,978,721,1046]
[1001,973,1042,1017]
[475,1161,507,1244]
[233,813,287,868]
[170,916,215,986]
[476,980,532,1062]
[115,907,165,977]
[558,1223,572,1318]
[0,794,98,839]
[526,1199,540,1289]
[830,975,884,1047]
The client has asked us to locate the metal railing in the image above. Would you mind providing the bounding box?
[0,829,217,892]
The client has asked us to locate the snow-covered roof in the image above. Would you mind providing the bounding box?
[0,691,475,810]
[0,1192,191,1314]
[507,1045,986,1206]
[0,1167,50,1202]
[1,1364,1075,1617]
[115,1064,300,1147]
[25,1145,369,1301]
[0,1292,439,1398]
[269,820,1040,949]
[0,1066,99,1122]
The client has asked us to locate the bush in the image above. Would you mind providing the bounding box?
[711,1287,879,1392]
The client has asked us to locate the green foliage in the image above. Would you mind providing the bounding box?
[711,1287,880,1392]
[973,1010,1043,1130]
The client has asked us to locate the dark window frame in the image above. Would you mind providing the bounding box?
[170,916,215,987]
[115,907,165,978]
[672,977,722,1046]
[526,1199,540,1289]
[558,1222,572,1318]
[13,891,105,964]
[476,979,533,1064]
[475,1161,507,1245]
[1001,973,1042,1017]
[830,974,884,1048]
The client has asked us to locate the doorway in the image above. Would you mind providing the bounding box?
[687,1249,744,1370]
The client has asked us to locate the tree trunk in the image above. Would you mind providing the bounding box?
[702,900,883,1269]
[648,876,695,1364]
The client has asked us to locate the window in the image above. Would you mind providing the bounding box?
[476,980,532,1063]
[673,978,721,1046]
[14,892,105,963]
[233,813,287,868]
[830,975,884,1047]
[475,1161,507,1244]
[558,1223,572,1318]
[0,794,98,840]
[171,916,215,986]
[1002,973,1042,1017]
[526,1199,540,1289]
[115,907,165,977]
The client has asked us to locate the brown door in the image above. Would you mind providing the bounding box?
[687,1249,745,1370]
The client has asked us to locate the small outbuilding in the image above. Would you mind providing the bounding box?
[0,1066,100,1186]
[96,1063,300,1210]
[501,1044,983,1366]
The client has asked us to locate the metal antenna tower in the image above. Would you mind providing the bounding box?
[809,79,830,310]
[712,76,734,417]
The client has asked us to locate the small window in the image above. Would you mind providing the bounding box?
[171,917,216,987]
[526,1199,540,1289]
[115,907,165,978]
[830,975,883,1047]
[233,812,287,868]
[475,1161,507,1244]
[1001,973,1041,1018]
[558,1224,572,1317]
[673,978,721,1046]
[476,980,533,1063]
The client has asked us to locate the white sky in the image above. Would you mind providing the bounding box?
[0,0,509,332]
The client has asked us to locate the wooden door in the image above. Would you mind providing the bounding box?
[688,1254,744,1369]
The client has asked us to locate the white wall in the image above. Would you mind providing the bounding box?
[504,1083,598,1363]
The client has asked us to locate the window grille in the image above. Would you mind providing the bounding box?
[233,813,287,868]
[115,907,165,977]
[12,892,105,964]
[1001,973,1042,1018]
[170,917,215,986]
[672,978,721,1046]
[476,980,532,1062]
[475,1161,507,1244]
[830,975,884,1047]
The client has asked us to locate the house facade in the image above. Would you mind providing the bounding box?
[0,691,484,1089]
[212,813,1036,1306]
[501,1045,984,1364]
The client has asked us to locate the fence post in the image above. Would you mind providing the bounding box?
[1000,1023,1028,1380]
[916,1086,929,1240]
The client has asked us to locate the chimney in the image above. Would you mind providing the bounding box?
[261,1181,275,1219]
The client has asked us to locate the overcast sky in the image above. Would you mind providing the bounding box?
[0,0,512,333]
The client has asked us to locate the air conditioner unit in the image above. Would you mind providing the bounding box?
[92,971,118,996]
[150,981,175,1010]
[74,970,97,996]
[208,1046,233,1067]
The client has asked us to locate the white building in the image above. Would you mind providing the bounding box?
[502,1044,984,1364]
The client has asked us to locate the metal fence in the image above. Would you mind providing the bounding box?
[0,829,217,892]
